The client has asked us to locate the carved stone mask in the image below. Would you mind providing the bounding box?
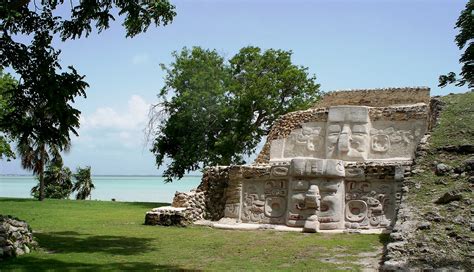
[326,106,370,161]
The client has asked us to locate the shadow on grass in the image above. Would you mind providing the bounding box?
[35,231,155,256]
[124,201,170,209]
[2,256,200,271]
[0,197,35,203]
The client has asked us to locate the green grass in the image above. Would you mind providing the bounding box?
[402,92,473,268]
[430,91,474,148]
[0,198,386,271]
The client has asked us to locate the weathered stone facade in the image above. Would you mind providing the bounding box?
[146,87,431,233]
[0,215,36,259]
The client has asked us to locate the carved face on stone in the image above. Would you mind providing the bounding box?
[326,106,370,161]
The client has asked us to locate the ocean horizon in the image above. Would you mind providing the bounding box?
[0,175,202,203]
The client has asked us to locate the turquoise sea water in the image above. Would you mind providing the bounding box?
[0,175,202,203]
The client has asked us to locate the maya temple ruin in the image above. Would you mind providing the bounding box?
[146,87,433,233]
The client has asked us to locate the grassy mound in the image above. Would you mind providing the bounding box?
[401,91,473,268]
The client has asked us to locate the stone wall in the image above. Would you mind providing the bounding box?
[314,87,430,108]
[198,167,230,221]
[0,215,36,259]
[256,104,429,164]
[145,167,230,226]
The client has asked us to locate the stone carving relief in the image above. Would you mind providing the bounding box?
[270,165,290,178]
[369,124,423,160]
[317,179,345,230]
[287,180,320,228]
[269,107,426,163]
[290,158,345,178]
[224,203,240,219]
[283,122,325,158]
[241,180,288,224]
[326,106,371,161]
[223,98,428,232]
[344,181,399,229]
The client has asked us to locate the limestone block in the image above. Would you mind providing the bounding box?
[145,207,189,226]
[303,215,320,233]
[269,139,285,160]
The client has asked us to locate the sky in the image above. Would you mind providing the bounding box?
[0,0,469,176]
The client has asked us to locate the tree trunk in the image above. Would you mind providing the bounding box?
[38,145,45,201]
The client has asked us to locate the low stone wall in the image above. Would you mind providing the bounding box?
[0,215,36,260]
[172,190,206,221]
[315,87,430,108]
[198,167,229,221]
[145,167,230,226]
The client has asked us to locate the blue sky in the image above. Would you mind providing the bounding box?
[0,0,468,176]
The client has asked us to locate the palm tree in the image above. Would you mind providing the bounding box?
[17,137,70,201]
[31,160,73,199]
[73,166,94,200]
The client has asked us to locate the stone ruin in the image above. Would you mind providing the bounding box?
[0,215,37,259]
[146,87,432,233]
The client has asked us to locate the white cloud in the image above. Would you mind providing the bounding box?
[78,95,151,149]
[81,95,149,131]
[131,53,151,65]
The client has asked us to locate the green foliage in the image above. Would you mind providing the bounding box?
[0,0,175,199]
[0,198,385,271]
[30,164,94,200]
[439,0,473,88]
[151,46,320,182]
[73,166,95,200]
[31,162,73,200]
[0,70,16,160]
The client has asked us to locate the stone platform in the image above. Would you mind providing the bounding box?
[145,87,433,233]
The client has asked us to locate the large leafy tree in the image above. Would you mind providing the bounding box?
[150,46,321,182]
[439,0,473,89]
[0,1,176,199]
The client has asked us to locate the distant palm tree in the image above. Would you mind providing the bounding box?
[31,161,73,199]
[17,136,69,201]
[73,166,94,200]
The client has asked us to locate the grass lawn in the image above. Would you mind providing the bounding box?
[0,198,387,271]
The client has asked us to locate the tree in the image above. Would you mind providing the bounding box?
[149,46,321,182]
[439,0,473,89]
[0,1,176,199]
[31,160,73,199]
[0,70,16,160]
[73,166,94,200]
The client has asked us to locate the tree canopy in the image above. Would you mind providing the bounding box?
[439,0,473,89]
[0,0,176,198]
[149,46,321,182]
[0,70,16,160]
